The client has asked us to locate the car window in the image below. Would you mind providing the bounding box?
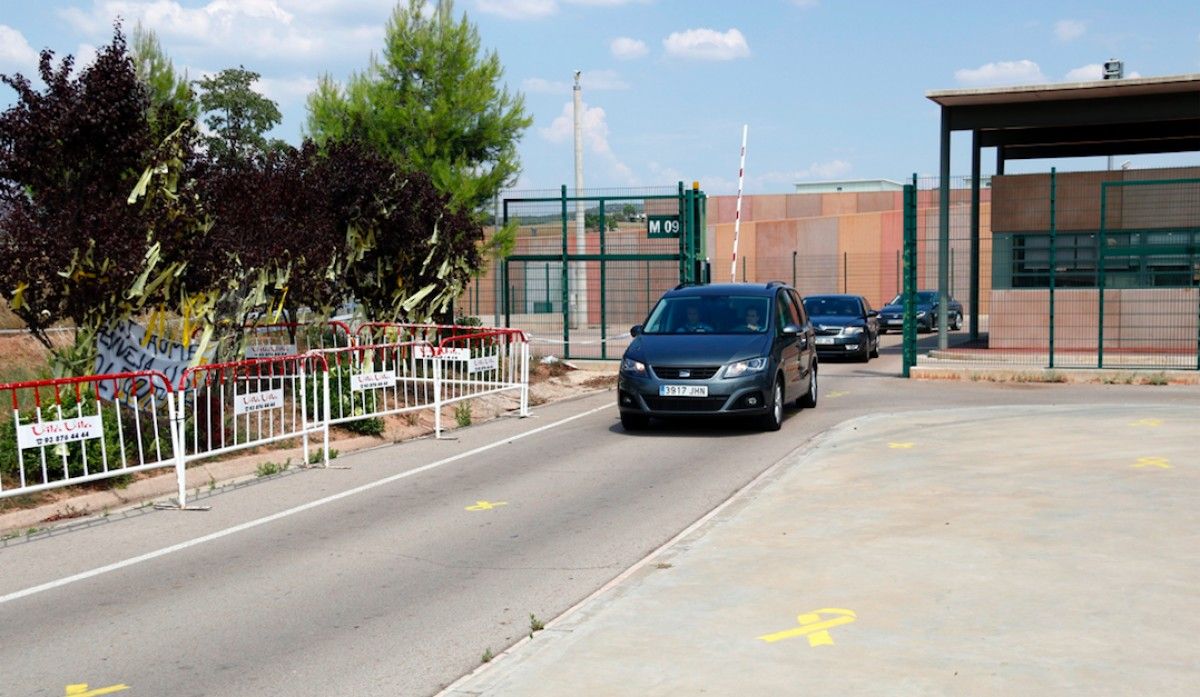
[775,290,800,333]
[789,290,808,325]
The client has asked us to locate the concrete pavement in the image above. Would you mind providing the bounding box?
[447,403,1199,696]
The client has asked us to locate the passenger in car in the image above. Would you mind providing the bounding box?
[743,307,764,332]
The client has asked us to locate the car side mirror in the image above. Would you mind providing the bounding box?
[781,323,802,336]
[630,324,642,337]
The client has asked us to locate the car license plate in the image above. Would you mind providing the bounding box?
[659,384,708,397]
[887,319,903,325]
[815,337,835,345]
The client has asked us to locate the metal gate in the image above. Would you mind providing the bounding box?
[501,183,707,359]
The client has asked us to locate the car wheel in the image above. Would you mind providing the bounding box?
[620,412,649,431]
[759,377,784,431]
[951,312,962,331]
[798,366,818,409]
[856,342,871,362]
[870,337,880,358]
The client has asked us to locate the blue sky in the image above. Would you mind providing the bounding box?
[1,0,1198,193]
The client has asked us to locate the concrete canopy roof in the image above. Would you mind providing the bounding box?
[926,73,1200,160]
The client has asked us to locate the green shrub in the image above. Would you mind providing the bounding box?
[305,365,386,436]
[454,401,473,428]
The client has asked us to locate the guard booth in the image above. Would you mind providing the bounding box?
[501,182,707,359]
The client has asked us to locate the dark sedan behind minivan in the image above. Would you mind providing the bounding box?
[618,282,818,432]
[801,294,879,362]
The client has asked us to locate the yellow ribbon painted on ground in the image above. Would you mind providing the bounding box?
[65,684,130,697]
[465,500,508,511]
[1133,456,1171,469]
[758,608,857,646]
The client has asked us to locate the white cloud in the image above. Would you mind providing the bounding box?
[1054,19,1086,41]
[59,1,320,59]
[663,28,750,61]
[475,0,557,19]
[541,100,636,185]
[522,69,628,94]
[610,37,648,60]
[0,25,39,75]
[751,160,852,189]
[954,60,1047,86]
[1064,63,1102,82]
[256,75,319,103]
[75,43,99,69]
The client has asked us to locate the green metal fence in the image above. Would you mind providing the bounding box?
[469,183,706,360]
[903,167,1200,371]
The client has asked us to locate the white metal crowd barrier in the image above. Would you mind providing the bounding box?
[0,324,531,507]
[0,371,184,503]
[175,353,330,477]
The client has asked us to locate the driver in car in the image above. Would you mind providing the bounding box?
[678,304,714,333]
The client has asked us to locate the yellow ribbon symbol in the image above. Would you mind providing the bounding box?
[888,442,915,449]
[1133,457,1171,469]
[1130,418,1163,427]
[758,608,857,646]
[65,684,130,697]
[465,500,508,511]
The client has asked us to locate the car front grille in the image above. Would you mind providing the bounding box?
[814,326,842,336]
[652,366,719,380]
[642,396,728,412]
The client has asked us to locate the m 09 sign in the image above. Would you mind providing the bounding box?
[647,214,681,238]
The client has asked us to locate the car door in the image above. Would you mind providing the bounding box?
[861,297,878,344]
[788,290,815,389]
[774,290,804,399]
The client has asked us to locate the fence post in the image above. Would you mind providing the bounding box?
[902,176,918,377]
[792,250,797,288]
[1048,167,1057,369]
[1098,182,1108,369]
[322,366,332,462]
[299,362,311,467]
[433,352,443,438]
[600,200,608,359]
[170,387,187,508]
[520,340,530,417]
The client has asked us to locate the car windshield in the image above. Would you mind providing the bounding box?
[642,295,770,334]
[803,297,861,317]
[887,292,939,305]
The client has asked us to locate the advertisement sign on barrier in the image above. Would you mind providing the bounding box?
[351,371,396,391]
[245,344,298,359]
[17,414,105,450]
[234,388,285,415]
[468,356,499,373]
[414,345,470,361]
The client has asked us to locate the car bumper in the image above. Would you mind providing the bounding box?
[617,372,773,416]
[813,336,866,355]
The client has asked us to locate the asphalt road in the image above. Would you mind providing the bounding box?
[4,335,1199,697]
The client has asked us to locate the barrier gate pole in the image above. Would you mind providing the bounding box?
[171,389,187,509]
[300,363,311,467]
[520,340,530,417]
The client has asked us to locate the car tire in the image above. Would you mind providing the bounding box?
[951,312,962,331]
[759,377,784,431]
[620,412,649,431]
[856,342,870,362]
[870,338,880,358]
[798,366,818,409]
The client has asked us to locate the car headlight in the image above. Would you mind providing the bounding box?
[916,311,926,318]
[621,358,646,374]
[723,357,769,378]
[840,326,864,336]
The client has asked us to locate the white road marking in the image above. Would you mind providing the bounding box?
[0,403,615,607]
